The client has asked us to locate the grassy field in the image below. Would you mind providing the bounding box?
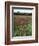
[13,15,32,37]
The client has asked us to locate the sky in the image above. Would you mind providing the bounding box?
[14,9,32,13]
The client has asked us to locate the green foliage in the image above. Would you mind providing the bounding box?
[26,23,32,36]
[14,23,32,37]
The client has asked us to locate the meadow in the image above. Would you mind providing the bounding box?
[13,15,32,37]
